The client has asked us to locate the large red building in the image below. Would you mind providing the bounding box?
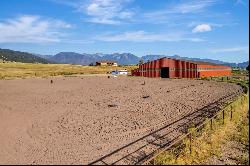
[131,58,231,78]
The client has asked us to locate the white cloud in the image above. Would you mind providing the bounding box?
[80,0,134,25]
[0,15,72,43]
[83,0,120,24]
[95,31,204,42]
[173,0,216,14]
[188,21,223,28]
[140,0,219,26]
[192,24,212,33]
[50,0,218,26]
[52,20,73,28]
[144,0,216,20]
[211,46,249,53]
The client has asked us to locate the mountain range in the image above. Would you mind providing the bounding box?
[46,52,249,68]
[0,48,248,68]
[47,52,140,65]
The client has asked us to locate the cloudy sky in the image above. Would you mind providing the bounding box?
[0,0,249,63]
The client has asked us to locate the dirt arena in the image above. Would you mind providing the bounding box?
[0,76,243,165]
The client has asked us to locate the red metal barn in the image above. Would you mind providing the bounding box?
[132,57,231,78]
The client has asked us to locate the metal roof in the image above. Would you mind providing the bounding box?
[96,60,117,63]
[158,57,230,66]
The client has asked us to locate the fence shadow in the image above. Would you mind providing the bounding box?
[88,90,242,165]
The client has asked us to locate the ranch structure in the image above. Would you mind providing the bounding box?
[96,60,118,67]
[131,57,231,78]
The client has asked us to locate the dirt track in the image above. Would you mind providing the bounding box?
[0,76,243,164]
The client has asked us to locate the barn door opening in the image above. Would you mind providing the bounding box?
[161,67,170,78]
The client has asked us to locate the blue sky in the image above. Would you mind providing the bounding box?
[0,0,249,63]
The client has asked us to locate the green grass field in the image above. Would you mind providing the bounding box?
[0,62,138,79]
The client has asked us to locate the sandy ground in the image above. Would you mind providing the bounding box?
[0,76,243,165]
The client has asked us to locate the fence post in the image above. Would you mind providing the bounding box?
[189,133,192,155]
[230,109,233,121]
[210,119,213,130]
[223,109,225,124]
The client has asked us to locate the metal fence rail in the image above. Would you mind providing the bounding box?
[140,94,245,165]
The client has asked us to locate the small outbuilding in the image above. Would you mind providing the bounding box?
[96,60,118,66]
[112,69,128,75]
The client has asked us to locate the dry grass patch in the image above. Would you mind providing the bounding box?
[153,94,249,165]
[0,62,138,79]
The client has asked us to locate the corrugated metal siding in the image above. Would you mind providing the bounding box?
[197,64,231,77]
[155,59,160,77]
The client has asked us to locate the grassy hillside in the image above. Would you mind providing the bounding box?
[0,48,51,64]
[0,62,138,79]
